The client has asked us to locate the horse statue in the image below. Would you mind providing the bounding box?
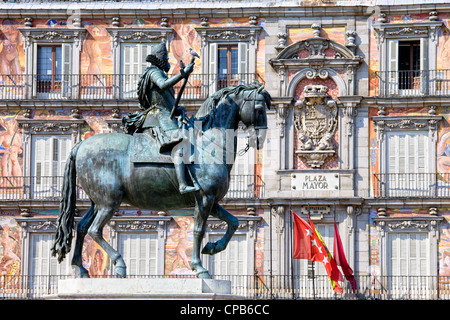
[51,83,271,279]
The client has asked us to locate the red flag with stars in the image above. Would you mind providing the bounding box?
[292,211,324,261]
[292,211,343,293]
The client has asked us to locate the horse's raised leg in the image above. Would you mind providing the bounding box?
[87,206,126,278]
[202,203,238,255]
[71,203,97,278]
[191,195,214,279]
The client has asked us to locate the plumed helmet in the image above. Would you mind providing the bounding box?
[146,42,170,72]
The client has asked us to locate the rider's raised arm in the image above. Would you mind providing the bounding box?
[150,63,194,90]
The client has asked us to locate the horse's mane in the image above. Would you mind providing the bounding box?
[194,83,271,121]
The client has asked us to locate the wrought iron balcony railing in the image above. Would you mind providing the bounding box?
[0,175,264,201]
[373,172,450,198]
[0,73,263,101]
[1,274,449,300]
[375,69,450,97]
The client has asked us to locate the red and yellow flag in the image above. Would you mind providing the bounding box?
[292,211,343,293]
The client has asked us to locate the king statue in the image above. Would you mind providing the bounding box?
[122,42,199,194]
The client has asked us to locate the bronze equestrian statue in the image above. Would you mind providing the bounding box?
[51,42,271,279]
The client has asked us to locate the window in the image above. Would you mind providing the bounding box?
[293,223,335,297]
[218,44,238,89]
[35,44,72,98]
[37,46,62,92]
[398,40,421,90]
[373,21,443,97]
[210,42,248,91]
[388,232,430,297]
[195,25,261,95]
[387,39,425,94]
[118,232,158,276]
[31,135,72,199]
[227,130,257,199]
[208,234,247,276]
[120,43,152,98]
[385,131,429,197]
[29,233,72,294]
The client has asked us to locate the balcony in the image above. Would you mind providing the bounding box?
[375,69,450,97]
[0,175,264,201]
[373,173,450,198]
[1,274,449,300]
[0,73,262,101]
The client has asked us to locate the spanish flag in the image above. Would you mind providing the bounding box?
[292,211,343,293]
[307,216,343,293]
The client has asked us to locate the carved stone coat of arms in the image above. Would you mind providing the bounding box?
[294,85,338,168]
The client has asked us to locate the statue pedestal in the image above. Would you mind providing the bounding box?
[44,278,244,300]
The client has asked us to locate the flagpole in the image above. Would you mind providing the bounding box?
[269,203,273,299]
[308,203,316,300]
[289,202,295,299]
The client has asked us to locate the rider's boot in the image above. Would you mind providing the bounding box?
[174,162,198,194]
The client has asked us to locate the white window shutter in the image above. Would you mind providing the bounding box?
[387,39,399,95]
[61,43,72,97]
[237,42,248,84]
[209,234,246,276]
[209,43,218,93]
[119,233,158,276]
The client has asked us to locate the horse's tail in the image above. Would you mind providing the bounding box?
[51,141,83,263]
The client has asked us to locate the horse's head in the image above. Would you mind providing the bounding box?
[239,83,271,150]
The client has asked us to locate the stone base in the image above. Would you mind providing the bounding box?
[44,278,244,300]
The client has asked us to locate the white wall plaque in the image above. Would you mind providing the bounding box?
[291,173,339,191]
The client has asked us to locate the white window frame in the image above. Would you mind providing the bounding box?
[373,21,443,97]
[195,26,261,96]
[16,118,85,199]
[373,216,444,298]
[118,232,159,276]
[203,215,261,277]
[106,27,173,99]
[15,217,75,298]
[30,135,72,200]
[372,114,442,198]
[19,27,85,99]
[108,216,171,276]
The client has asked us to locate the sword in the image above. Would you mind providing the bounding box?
[170,48,200,119]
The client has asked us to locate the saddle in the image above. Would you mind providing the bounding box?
[129,132,173,163]
[129,130,195,164]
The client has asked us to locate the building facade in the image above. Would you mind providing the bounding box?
[0,0,450,299]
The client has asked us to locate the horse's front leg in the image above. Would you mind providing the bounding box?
[191,195,214,279]
[202,203,238,255]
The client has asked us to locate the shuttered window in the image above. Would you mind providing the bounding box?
[29,233,71,276]
[121,43,152,98]
[385,131,429,196]
[389,233,428,276]
[31,135,72,199]
[118,233,158,276]
[209,42,248,93]
[35,44,72,98]
[208,234,246,276]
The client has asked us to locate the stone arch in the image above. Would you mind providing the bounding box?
[287,68,347,98]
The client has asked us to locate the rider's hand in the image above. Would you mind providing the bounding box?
[183,62,194,77]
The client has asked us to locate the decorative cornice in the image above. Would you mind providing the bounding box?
[16,118,85,135]
[373,216,444,233]
[106,27,174,48]
[195,26,262,46]
[18,27,86,48]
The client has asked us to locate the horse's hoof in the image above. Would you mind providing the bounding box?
[201,242,216,255]
[114,266,127,278]
[196,270,211,279]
